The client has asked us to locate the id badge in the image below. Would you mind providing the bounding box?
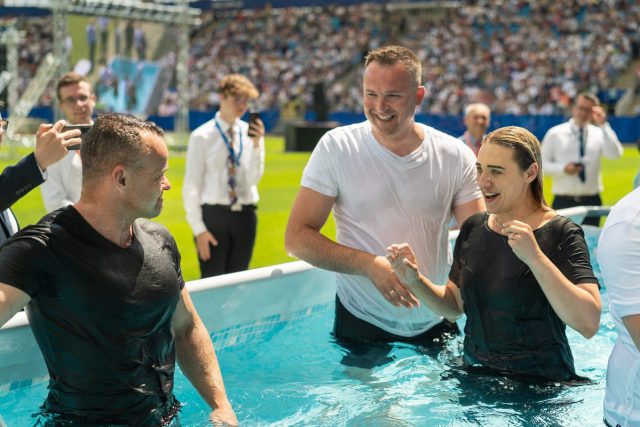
[231,203,242,212]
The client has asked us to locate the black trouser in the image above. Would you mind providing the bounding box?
[551,194,602,227]
[334,296,459,368]
[197,204,257,278]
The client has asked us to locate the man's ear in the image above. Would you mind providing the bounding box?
[113,165,127,190]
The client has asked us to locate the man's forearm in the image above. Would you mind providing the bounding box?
[175,317,230,410]
[286,224,374,277]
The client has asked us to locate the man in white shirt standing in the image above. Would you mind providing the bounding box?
[458,102,491,157]
[597,188,640,427]
[40,72,96,212]
[285,45,484,362]
[182,74,265,278]
[541,93,623,226]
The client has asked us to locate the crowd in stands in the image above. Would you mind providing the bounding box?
[187,4,383,112]
[1,16,54,106]
[330,0,638,115]
[186,0,638,116]
[3,0,640,117]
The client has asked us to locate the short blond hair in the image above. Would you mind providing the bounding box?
[364,45,421,87]
[218,74,259,99]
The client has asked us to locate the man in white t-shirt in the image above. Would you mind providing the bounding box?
[597,188,640,426]
[285,46,484,357]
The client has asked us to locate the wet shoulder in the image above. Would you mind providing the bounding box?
[315,121,371,154]
[5,206,79,247]
[419,123,476,161]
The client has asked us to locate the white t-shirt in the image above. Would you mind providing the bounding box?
[597,188,640,426]
[301,121,481,336]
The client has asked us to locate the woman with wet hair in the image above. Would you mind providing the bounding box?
[388,126,601,381]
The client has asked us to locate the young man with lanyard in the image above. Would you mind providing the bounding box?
[183,74,265,278]
[458,102,491,157]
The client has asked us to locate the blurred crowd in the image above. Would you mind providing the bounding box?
[397,0,639,115]
[187,4,383,112]
[1,16,54,106]
[4,0,640,116]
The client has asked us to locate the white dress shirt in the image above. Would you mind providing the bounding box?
[182,112,265,236]
[40,151,83,212]
[0,209,19,243]
[541,118,622,196]
[597,188,640,426]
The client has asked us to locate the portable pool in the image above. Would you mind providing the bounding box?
[0,207,615,426]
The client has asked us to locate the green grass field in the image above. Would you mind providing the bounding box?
[2,135,638,281]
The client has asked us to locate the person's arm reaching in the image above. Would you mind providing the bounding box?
[387,243,464,321]
[285,186,418,308]
[172,287,237,426]
[0,121,79,211]
[246,118,265,186]
[592,106,623,159]
[34,121,80,171]
[0,283,31,327]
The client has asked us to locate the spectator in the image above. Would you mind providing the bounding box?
[125,20,134,58]
[86,19,97,71]
[98,16,109,64]
[183,74,265,278]
[541,93,623,226]
[459,102,491,157]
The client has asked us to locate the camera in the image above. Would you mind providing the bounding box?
[62,124,92,150]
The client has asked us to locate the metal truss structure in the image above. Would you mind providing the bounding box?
[2,0,202,133]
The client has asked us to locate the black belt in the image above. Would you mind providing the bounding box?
[204,203,257,212]
[554,194,598,203]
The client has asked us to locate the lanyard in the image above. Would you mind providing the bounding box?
[215,119,243,166]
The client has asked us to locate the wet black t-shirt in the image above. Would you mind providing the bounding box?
[449,212,598,381]
[0,206,185,425]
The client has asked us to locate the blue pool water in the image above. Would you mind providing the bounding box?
[0,228,615,426]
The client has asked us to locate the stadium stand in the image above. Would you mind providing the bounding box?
[2,1,640,140]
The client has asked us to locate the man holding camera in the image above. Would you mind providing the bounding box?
[541,93,622,226]
[183,74,265,278]
[0,112,80,243]
[40,72,96,212]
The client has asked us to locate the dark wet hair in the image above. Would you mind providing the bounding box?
[81,113,164,183]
